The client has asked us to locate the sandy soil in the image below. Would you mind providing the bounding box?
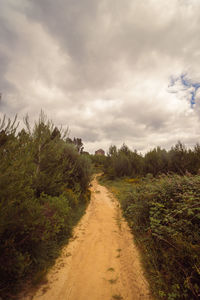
[24,176,151,300]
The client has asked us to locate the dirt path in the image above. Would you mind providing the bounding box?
[24,177,151,300]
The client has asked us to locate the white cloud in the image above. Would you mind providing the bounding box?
[1,0,200,153]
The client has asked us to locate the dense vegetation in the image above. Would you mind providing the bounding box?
[93,142,200,179]
[0,113,92,299]
[1,112,200,300]
[100,174,200,300]
[96,142,200,299]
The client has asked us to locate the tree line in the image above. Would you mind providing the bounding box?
[92,142,200,178]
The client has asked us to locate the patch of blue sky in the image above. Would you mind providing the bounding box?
[169,73,200,108]
[180,73,191,87]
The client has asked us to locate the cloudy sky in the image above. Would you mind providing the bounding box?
[1,0,200,153]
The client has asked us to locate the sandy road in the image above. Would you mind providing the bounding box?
[24,176,151,300]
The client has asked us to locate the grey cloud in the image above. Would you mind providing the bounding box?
[0,15,17,95]
[70,126,101,143]
[0,55,14,94]
[1,0,200,153]
[23,0,200,93]
[24,0,116,90]
[102,119,147,140]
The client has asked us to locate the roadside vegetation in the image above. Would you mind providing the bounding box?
[0,113,92,299]
[98,143,200,299]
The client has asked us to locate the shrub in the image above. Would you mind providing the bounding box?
[0,114,92,298]
[111,175,200,299]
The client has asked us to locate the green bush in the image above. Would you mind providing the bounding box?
[0,114,92,298]
[108,175,200,299]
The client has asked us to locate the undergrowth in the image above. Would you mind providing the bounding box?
[99,174,200,300]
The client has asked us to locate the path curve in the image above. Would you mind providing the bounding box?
[24,176,151,300]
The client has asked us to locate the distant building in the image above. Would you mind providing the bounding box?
[95,149,105,156]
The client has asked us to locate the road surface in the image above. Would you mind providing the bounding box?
[24,176,151,300]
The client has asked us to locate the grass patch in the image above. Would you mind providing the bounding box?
[115,208,122,230]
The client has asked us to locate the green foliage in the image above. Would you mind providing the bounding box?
[66,137,84,153]
[90,153,107,173]
[102,141,200,180]
[144,147,169,176]
[0,113,92,298]
[105,175,200,299]
[104,144,143,179]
